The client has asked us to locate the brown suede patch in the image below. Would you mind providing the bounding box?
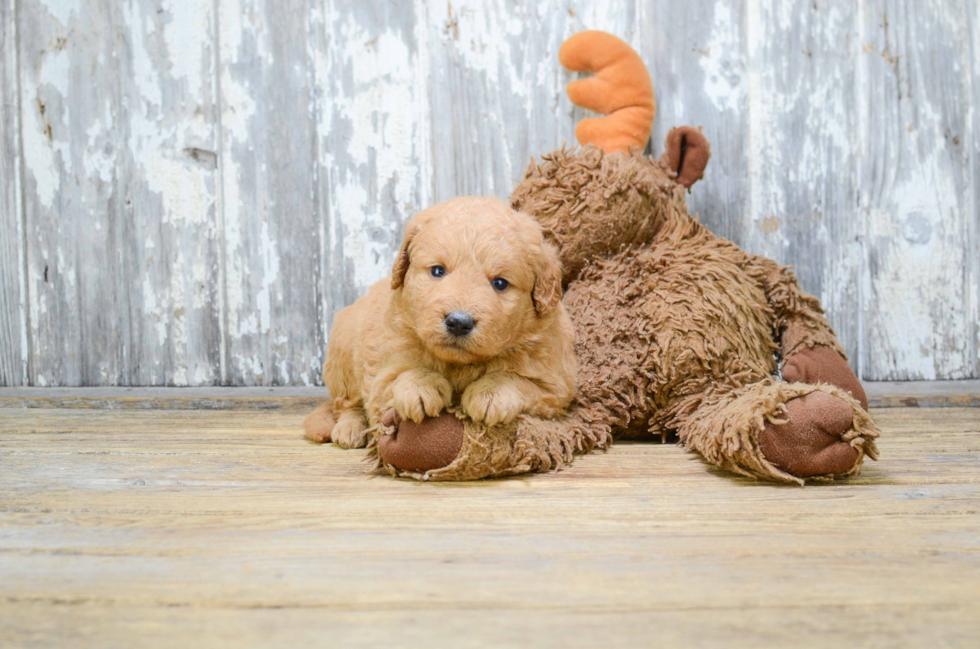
[377,409,464,474]
[665,126,710,188]
[759,391,859,478]
[783,346,869,410]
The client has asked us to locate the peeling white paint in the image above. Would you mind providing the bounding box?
[21,91,59,209]
[867,142,968,379]
[161,0,210,98]
[22,45,75,209]
[254,218,280,334]
[701,3,742,113]
[124,2,163,110]
[38,0,80,27]
[746,0,784,234]
[5,0,978,386]
[146,155,212,225]
[322,22,420,291]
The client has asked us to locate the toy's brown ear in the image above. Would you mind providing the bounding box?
[391,226,419,289]
[665,126,711,188]
[532,242,563,317]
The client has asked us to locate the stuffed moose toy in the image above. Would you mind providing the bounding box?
[305,31,880,484]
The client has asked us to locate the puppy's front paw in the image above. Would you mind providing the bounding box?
[331,410,370,449]
[391,370,453,423]
[461,379,524,427]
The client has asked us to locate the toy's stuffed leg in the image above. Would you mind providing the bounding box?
[746,254,868,409]
[369,405,612,481]
[673,380,879,484]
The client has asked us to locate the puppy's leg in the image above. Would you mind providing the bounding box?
[303,402,337,443]
[316,323,369,448]
[389,368,453,423]
[461,372,553,426]
[331,407,371,449]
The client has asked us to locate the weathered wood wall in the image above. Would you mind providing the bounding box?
[1,0,977,386]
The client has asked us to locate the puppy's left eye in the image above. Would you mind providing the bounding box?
[491,277,509,291]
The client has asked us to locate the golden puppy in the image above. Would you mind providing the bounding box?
[304,197,576,449]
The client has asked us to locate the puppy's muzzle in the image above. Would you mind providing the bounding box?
[444,311,476,337]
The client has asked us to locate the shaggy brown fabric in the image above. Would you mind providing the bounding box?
[511,146,680,284]
[782,346,869,410]
[750,271,846,360]
[376,146,880,484]
[664,126,711,188]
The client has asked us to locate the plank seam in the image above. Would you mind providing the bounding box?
[309,1,325,388]
[13,0,30,386]
[212,0,229,386]
[415,0,433,212]
[856,0,869,381]
[966,0,980,378]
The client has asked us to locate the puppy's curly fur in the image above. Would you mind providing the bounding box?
[304,197,576,449]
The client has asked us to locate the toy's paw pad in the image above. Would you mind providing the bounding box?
[377,410,464,473]
[303,403,336,443]
[783,346,868,410]
[759,391,859,479]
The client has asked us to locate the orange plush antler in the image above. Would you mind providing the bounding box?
[559,31,656,153]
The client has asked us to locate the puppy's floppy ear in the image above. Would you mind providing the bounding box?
[532,242,563,317]
[391,226,419,290]
[392,207,442,289]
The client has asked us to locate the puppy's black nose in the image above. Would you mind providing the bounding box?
[444,311,475,337]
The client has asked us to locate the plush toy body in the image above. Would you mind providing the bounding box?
[363,31,880,483]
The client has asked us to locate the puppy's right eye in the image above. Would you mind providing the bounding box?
[430,266,446,278]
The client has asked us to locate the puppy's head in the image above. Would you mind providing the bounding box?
[391,197,563,364]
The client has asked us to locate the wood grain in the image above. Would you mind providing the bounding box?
[314,0,427,369]
[217,0,323,387]
[969,0,980,383]
[746,0,863,366]
[2,0,978,386]
[424,0,633,202]
[0,405,978,647]
[862,0,978,380]
[0,0,26,386]
[1,381,979,410]
[17,0,222,386]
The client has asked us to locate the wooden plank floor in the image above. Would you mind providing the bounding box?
[1,406,979,647]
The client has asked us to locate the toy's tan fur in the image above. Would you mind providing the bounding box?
[305,197,576,448]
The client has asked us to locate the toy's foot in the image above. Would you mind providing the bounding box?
[376,408,464,473]
[759,391,859,478]
[783,346,868,410]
